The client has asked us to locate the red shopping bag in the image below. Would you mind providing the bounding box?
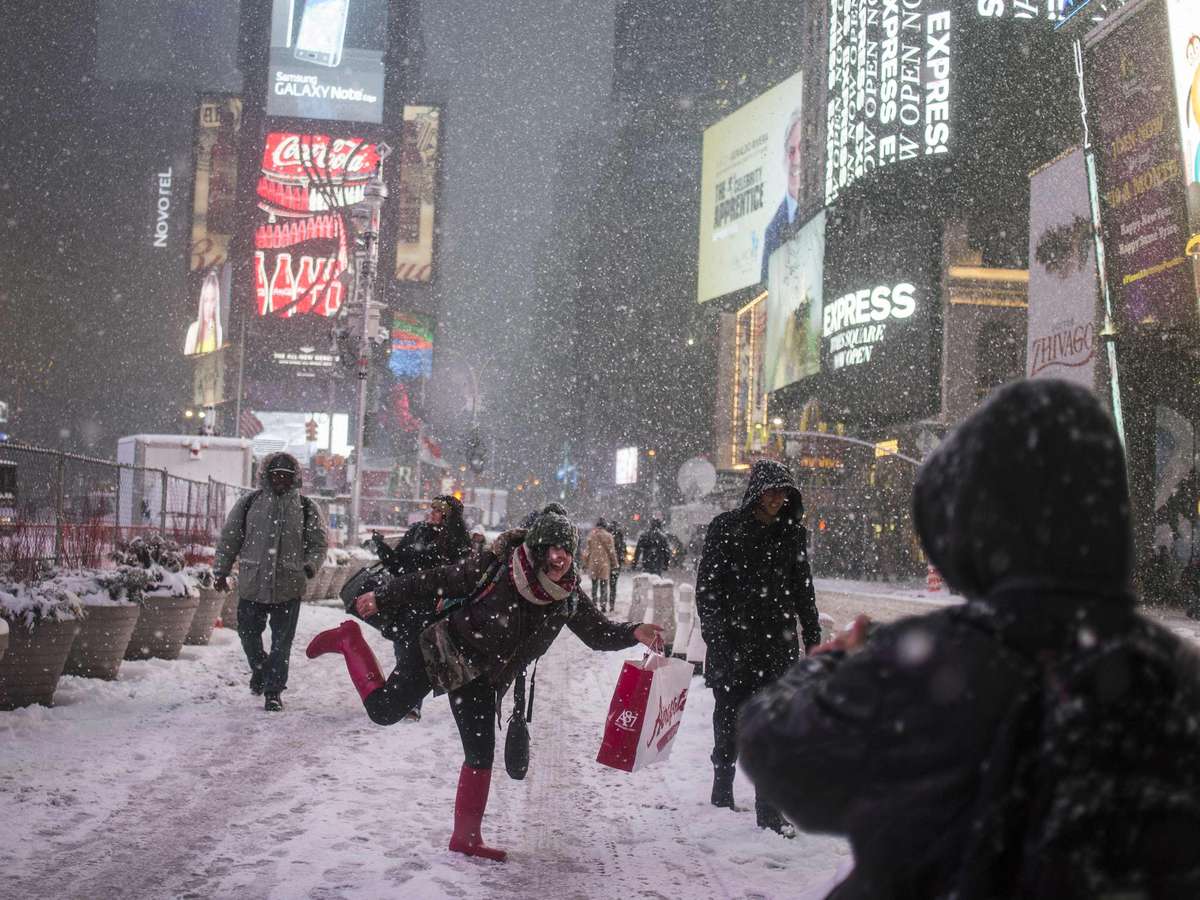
[597,653,693,772]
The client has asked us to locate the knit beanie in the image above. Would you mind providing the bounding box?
[525,511,578,558]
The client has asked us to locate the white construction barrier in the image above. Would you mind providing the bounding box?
[649,581,677,648]
[628,574,654,625]
[673,583,695,659]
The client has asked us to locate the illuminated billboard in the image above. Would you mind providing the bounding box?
[394,105,441,282]
[1167,0,1200,245]
[826,0,953,205]
[765,211,826,392]
[615,447,638,485]
[821,210,941,426]
[732,296,768,466]
[190,95,242,272]
[266,0,388,124]
[698,71,804,303]
[1088,0,1195,329]
[254,131,381,318]
[388,312,434,378]
[1026,148,1099,387]
[185,263,232,356]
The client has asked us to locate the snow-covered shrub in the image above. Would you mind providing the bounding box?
[184,564,216,590]
[0,579,85,629]
[109,534,186,573]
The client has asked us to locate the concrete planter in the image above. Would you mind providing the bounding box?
[124,595,200,661]
[0,618,82,709]
[185,587,225,645]
[64,603,141,680]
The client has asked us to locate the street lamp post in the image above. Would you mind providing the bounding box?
[347,159,389,547]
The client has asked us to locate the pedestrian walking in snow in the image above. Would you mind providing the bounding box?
[373,494,473,722]
[695,458,821,834]
[213,452,328,712]
[632,517,672,575]
[738,379,1200,898]
[607,521,626,603]
[582,517,619,612]
[305,510,663,862]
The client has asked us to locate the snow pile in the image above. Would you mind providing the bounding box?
[0,579,85,627]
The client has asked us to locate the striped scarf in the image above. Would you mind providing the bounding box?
[509,543,577,605]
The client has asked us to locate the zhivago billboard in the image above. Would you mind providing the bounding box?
[697,71,804,303]
[394,106,441,282]
[267,0,388,124]
[190,95,241,271]
[765,210,826,393]
[1088,0,1195,330]
[1026,148,1099,387]
[254,131,381,319]
[388,312,434,378]
[821,210,941,427]
[826,0,953,205]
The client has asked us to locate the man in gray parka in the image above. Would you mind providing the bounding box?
[214,452,327,711]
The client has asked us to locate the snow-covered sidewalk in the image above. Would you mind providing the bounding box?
[1,577,849,900]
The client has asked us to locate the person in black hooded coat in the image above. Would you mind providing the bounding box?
[737,379,1200,899]
[695,458,822,832]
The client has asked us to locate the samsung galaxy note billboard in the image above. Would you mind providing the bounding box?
[698,71,805,303]
[267,0,388,124]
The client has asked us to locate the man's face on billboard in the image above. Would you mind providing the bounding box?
[785,121,803,202]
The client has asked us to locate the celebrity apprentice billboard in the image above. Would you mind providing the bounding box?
[253,131,381,319]
[826,0,954,204]
[698,71,805,303]
[267,0,388,124]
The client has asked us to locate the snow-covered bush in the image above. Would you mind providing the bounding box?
[184,564,216,590]
[109,534,186,573]
[0,579,85,629]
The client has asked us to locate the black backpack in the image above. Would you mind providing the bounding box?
[953,621,1200,899]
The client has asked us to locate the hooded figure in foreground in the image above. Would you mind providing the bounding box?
[696,458,821,833]
[738,380,1200,898]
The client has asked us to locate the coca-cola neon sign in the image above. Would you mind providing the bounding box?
[254,131,379,318]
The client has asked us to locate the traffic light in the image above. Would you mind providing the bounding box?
[305,419,319,442]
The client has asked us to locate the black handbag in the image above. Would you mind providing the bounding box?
[340,562,396,634]
[503,662,538,780]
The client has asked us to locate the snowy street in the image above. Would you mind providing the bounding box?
[3,576,852,900]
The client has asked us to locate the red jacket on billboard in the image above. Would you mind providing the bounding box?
[254,132,381,318]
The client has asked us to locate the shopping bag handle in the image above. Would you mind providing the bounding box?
[641,635,667,662]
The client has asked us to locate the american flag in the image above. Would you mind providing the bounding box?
[238,410,264,439]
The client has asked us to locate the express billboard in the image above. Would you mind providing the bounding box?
[765,211,826,392]
[820,209,941,426]
[697,71,805,303]
[254,130,381,319]
[1088,0,1195,330]
[267,0,388,124]
[190,96,241,272]
[394,105,441,283]
[825,0,954,205]
[1026,148,1099,386]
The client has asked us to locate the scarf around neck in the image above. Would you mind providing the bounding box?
[510,543,577,605]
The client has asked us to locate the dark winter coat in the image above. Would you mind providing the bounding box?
[695,459,821,691]
[633,526,672,575]
[376,537,640,697]
[737,380,1200,899]
[213,453,327,604]
[391,519,471,575]
[608,526,627,571]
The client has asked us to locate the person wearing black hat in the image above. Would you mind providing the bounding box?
[305,510,663,862]
[373,494,473,722]
[214,452,328,711]
[633,517,673,575]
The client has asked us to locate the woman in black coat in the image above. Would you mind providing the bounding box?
[307,511,663,863]
[737,380,1200,898]
[695,458,821,832]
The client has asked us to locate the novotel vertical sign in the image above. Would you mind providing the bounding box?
[151,166,174,249]
[826,0,954,204]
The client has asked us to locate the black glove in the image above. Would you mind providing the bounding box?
[214,575,231,593]
[304,564,316,579]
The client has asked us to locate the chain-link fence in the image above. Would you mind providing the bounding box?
[0,444,254,576]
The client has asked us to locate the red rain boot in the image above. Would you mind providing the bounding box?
[448,764,507,862]
[305,620,384,701]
